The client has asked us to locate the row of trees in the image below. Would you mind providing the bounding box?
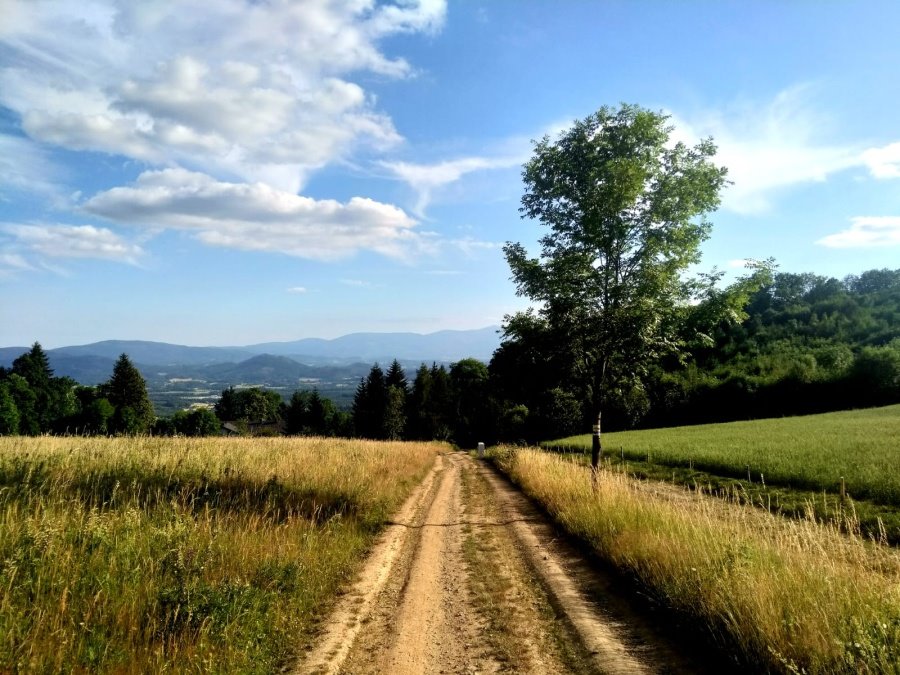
[0,345,155,435]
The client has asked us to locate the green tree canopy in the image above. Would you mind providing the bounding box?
[101,353,155,434]
[504,104,729,458]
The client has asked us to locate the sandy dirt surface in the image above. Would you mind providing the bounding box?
[295,451,720,675]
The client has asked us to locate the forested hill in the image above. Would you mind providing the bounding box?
[645,267,900,427]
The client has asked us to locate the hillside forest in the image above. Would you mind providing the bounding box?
[1,265,898,444]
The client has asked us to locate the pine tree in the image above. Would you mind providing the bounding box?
[286,390,310,435]
[352,364,389,438]
[407,364,432,440]
[102,354,155,434]
[12,343,55,432]
[386,360,408,391]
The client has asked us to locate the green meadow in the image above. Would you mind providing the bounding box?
[546,405,900,541]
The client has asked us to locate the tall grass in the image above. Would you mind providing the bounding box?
[496,448,900,673]
[548,404,900,504]
[0,436,439,673]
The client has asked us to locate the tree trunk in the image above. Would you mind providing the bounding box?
[590,410,602,489]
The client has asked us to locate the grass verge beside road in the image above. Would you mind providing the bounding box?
[0,435,440,673]
[493,447,900,673]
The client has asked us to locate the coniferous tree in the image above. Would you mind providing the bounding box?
[427,364,452,441]
[11,343,57,432]
[386,360,408,391]
[285,390,310,435]
[101,353,155,434]
[407,364,432,440]
[307,389,335,436]
[352,364,388,438]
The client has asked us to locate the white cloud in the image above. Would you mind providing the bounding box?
[0,0,445,192]
[286,286,308,294]
[727,258,751,269]
[671,86,863,214]
[82,168,423,261]
[382,155,523,215]
[0,134,66,202]
[862,142,900,179]
[0,252,37,277]
[816,216,900,248]
[448,236,503,256]
[3,223,143,262]
[340,278,373,287]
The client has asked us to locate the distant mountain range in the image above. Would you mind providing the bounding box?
[0,328,502,414]
[1,326,500,369]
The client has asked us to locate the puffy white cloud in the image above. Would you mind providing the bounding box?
[0,0,445,192]
[671,87,863,214]
[3,223,143,262]
[862,142,900,179]
[816,216,900,248]
[82,168,423,261]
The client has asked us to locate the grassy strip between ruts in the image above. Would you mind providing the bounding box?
[545,405,900,542]
[492,447,900,673]
[0,435,441,673]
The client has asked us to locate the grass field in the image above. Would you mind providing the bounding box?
[0,436,440,673]
[546,405,900,542]
[494,447,900,673]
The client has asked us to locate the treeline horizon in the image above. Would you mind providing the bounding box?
[1,265,898,443]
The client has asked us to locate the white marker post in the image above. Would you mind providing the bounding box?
[477,442,485,458]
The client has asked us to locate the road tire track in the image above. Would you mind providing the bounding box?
[295,451,723,674]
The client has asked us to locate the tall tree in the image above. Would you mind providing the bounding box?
[449,358,496,447]
[11,342,56,432]
[505,104,728,472]
[386,360,408,391]
[101,353,156,434]
[0,382,20,435]
[406,364,432,440]
[352,364,388,439]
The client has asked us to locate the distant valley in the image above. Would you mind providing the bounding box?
[0,327,501,415]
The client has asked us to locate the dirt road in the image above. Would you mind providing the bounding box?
[297,451,718,674]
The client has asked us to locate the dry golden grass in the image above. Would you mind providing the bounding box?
[0,435,441,673]
[495,447,900,673]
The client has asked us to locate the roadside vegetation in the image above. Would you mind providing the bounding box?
[546,405,900,543]
[494,447,900,673]
[0,435,439,673]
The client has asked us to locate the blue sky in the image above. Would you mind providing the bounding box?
[1,0,899,348]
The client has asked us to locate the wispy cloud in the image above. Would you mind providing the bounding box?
[0,134,67,203]
[0,0,446,193]
[0,252,37,278]
[286,286,308,294]
[381,155,523,215]
[448,236,503,256]
[83,168,423,261]
[671,86,863,214]
[817,216,900,248]
[340,278,372,287]
[3,223,143,263]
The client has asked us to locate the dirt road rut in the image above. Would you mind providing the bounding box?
[297,451,713,675]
